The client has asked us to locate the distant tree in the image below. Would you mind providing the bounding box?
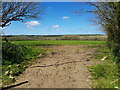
[1,2,45,28]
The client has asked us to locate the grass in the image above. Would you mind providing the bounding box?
[89,46,119,88]
[12,40,106,46]
[2,44,46,87]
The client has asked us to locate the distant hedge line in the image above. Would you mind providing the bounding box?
[2,35,107,41]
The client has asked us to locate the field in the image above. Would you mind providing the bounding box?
[12,40,106,46]
[2,35,119,88]
[3,35,107,41]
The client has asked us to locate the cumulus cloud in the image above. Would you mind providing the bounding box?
[52,25,60,28]
[52,25,60,31]
[25,21,41,30]
[62,16,70,19]
[25,21,40,26]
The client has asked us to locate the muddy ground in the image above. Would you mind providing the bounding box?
[13,45,99,88]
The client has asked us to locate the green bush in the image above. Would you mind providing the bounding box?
[2,41,46,86]
[107,41,120,63]
[2,42,32,65]
[112,43,120,57]
[111,43,120,63]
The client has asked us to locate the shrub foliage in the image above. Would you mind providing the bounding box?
[2,42,32,65]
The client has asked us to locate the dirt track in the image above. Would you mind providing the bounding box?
[14,45,98,88]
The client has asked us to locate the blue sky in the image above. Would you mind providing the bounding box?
[1,2,105,35]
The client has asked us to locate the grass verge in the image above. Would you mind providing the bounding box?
[89,46,119,88]
[2,43,46,87]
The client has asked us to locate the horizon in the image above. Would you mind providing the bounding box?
[2,34,106,36]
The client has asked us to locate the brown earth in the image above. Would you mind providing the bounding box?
[13,45,99,88]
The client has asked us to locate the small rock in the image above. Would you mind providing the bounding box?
[114,86,119,89]
[16,64,20,67]
[9,75,14,79]
[4,71,9,76]
[101,56,107,61]
[38,54,42,58]
[8,65,11,67]
[86,79,89,81]
[88,76,92,79]
[10,71,13,74]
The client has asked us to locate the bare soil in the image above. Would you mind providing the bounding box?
[14,45,98,88]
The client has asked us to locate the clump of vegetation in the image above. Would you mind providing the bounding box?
[111,43,120,63]
[3,42,31,65]
[2,65,25,85]
[2,41,46,86]
[89,46,119,88]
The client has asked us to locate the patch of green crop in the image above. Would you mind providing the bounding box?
[12,40,106,46]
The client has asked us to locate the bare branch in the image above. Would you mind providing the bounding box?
[1,2,45,28]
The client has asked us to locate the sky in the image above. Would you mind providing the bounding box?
[1,2,105,35]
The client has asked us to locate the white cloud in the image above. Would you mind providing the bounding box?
[0,27,5,30]
[25,21,41,30]
[62,16,70,19]
[52,25,60,28]
[25,21,41,26]
[52,25,60,31]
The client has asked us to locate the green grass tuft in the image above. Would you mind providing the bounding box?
[89,46,119,88]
